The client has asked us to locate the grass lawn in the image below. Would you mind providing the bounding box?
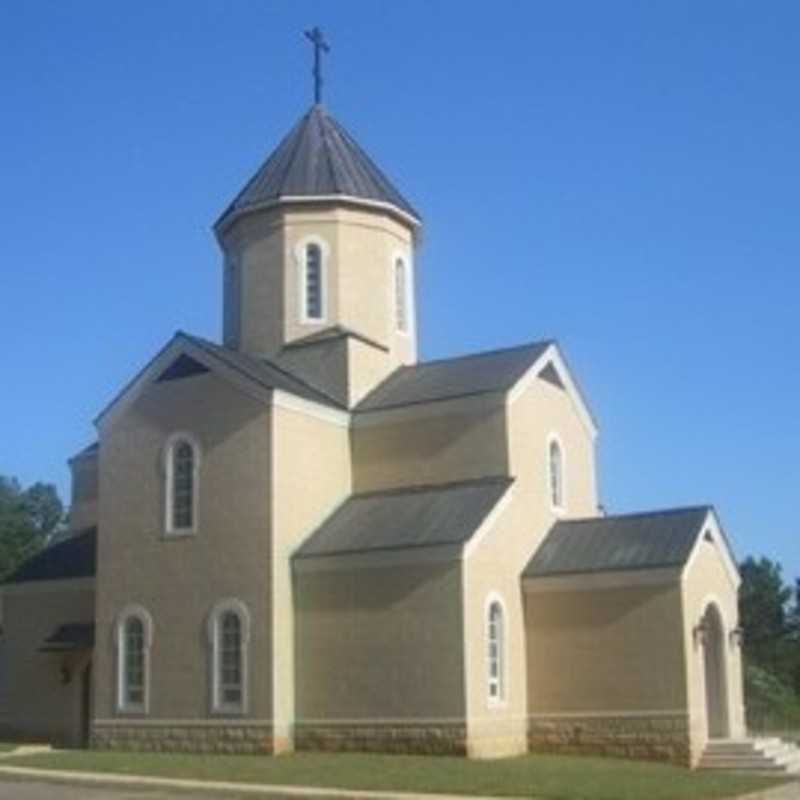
[3,750,793,800]
[0,744,18,753]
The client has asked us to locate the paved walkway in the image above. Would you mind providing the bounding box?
[0,765,510,800]
[0,779,202,800]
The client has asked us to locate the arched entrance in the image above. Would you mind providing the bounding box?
[702,604,729,739]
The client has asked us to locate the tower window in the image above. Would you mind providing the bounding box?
[305,243,323,321]
[395,257,408,333]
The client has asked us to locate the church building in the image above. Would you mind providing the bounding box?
[1,70,747,766]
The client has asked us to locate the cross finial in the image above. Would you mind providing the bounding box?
[304,27,330,105]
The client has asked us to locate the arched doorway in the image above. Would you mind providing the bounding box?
[702,604,729,739]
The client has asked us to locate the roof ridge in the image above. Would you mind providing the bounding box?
[558,505,713,526]
[276,107,315,198]
[416,339,554,369]
[351,475,514,501]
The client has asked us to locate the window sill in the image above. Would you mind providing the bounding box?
[116,706,147,716]
[162,529,197,540]
[210,707,246,717]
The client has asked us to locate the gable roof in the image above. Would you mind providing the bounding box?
[216,105,420,232]
[523,507,712,578]
[182,333,344,409]
[95,331,346,427]
[295,477,513,560]
[4,528,97,585]
[356,341,552,413]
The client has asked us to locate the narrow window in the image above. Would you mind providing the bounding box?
[305,243,323,321]
[208,599,250,714]
[124,617,145,708]
[395,257,408,333]
[165,435,199,534]
[487,600,505,703]
[116,606,152,714]
[549,438,564,510]
[219,612,243,708]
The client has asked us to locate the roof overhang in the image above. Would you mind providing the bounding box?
[214,194,422,242]
[522,565,683,593]
[39,622,95,653]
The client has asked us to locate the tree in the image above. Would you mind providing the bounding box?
[0,476,64,580]
[739,556,800,696]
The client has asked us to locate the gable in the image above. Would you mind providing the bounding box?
[94,332,345,432]
[156,354,210,382]
[508,343,598,440]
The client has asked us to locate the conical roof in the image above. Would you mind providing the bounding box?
[216,105,420,230]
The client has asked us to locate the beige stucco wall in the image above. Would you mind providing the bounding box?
[460,371,598,757]
[294,558,465,723]
[271,402,351,749]
[2,581,94,746]
[221,210,284,357]
[351,394,509,494]
[69,451,98,532]
[524,579,686,713]
[94,370,273,726]
[681,529,745,762]
[220,204,417,407]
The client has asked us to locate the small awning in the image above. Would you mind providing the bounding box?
[39,623,95,652]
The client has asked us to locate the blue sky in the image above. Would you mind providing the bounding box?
[1,2,798,580]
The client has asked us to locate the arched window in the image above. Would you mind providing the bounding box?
[304,243,323,321]
[395,257,408,333]
[165,434,199,534]
[116,605,153,713]
[548,437,564,511]
[487,598,506,704]
[208,599,250,714]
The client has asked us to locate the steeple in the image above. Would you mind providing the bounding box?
[215,104,420,236]
[215,96,421,408]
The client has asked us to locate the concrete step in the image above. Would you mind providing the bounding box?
[698,757,790,772]
[705,738,780,754]
[699,737,800,773]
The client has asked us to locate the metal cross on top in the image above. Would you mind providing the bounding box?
[304,26,330,105]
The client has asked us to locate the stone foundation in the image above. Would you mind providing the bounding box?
[528,713,691,766]
[91,722,278,754]
[295,722,468,755]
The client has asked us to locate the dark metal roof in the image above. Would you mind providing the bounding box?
[524,507,712,578]
[283,325,388,353]
[5,528,97,585]
[40,623,95,652]
[181,333,345,410]
[68,441,98,463]
[356,341,552,412]
[295,477,514,559]
[216,105,420,230]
